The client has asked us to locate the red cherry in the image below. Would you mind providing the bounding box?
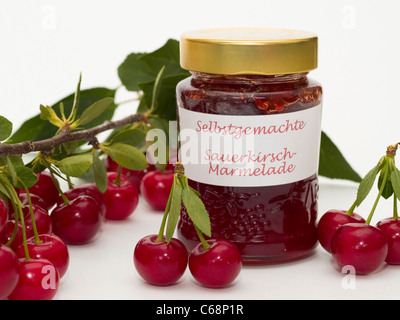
[0,220,24,250]
[0,244,20,299]
[140,171,174,211]
[18,193,47,212]
[106,157,156,191]
[8,258,59,300]
[22,204,53,238]
[134,235,188,286]
[376,217,400,265]
[15,234,70,278]
[103,172,139,220]
[56,183,106,219]
[51,195,102,245]
[21,171,60,210]
[331,223,388,275]
[317,209,366,253]
[0,197,8,235]
[189,239,242,288]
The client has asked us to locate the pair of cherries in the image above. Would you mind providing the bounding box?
[106,157,174,212]
[134,235,242,288]
[318,209,400,275]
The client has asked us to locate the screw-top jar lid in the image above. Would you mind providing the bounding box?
[180,28,318,75]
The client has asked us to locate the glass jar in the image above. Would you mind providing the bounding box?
[176,28,323,264]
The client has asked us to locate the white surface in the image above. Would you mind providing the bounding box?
[1,0,400,300]
[53,178,400,300]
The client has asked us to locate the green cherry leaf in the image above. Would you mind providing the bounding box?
[92,153,108,193]
[318,131,362,182]
[57,154,93,177]
[15,166,38,189]
[378,162,394,199]
[181,183,211,237]
[0,115,13,141]
[118,52,156,92]
[5,157,17,187]
[391,166,400,201]
[109,128,147,149]
[76,97,115,127]
[355,156,386,206]
[138,39,186,78]
[103,143,148,171]
[165,175,183,243]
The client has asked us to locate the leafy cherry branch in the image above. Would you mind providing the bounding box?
[0,38,361,203]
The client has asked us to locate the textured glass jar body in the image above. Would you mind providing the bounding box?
[176,72,323,264]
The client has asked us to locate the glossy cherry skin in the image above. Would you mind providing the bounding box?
[1,205,52,250]
[317,209,366,253]
[134,235,188,286]
[106,157,157,192]
[15,234,70,278]
[140,171,174,211]
[17,193,47,213]
[0,244,20,299]
[103,172,139,220]
[8,258,59,300]
[376,217,400,265]
[0,197,8,235]
[21,171,60,211]
[51,195,102,245]
[331,223,388,275]
[56,183,106,219]
[189,239,242,288]
[22,204,53,239]
[0,220,24,250]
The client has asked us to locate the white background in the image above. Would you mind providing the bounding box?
[1,0,400,301]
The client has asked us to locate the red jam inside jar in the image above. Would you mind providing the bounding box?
[176,28,323,264]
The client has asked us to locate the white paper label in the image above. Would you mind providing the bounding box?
[178,104,322,187]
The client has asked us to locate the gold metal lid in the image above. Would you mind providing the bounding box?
[180,28,318,75]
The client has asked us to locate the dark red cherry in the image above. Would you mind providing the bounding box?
[317,209,365,253]
[0,244,20,299]
[56,183,106,219]
[188,239,242,288]
[0,197,8,235]
[51,195,102,245]
[15,234,70,278]
[331,223,388,275]
[21,171,60,210]
[103,172,139,220]
[140,171,174,211]
[376,217,400,265]
[134,235,188,286]
[8,258,59,300]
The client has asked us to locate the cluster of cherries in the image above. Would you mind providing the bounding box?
[0,156,177,300]
[318,208,400,275]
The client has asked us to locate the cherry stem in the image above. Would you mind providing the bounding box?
[366,158,389,225]
[394,196,399,220]
[194,226,210,251]
[345,200,357,216]
[0,175,30,260]
[18,178,41,244]
[156,178,175,243]
[48,166,69,205]
[114,165,122,186]
[66,175,74,190]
